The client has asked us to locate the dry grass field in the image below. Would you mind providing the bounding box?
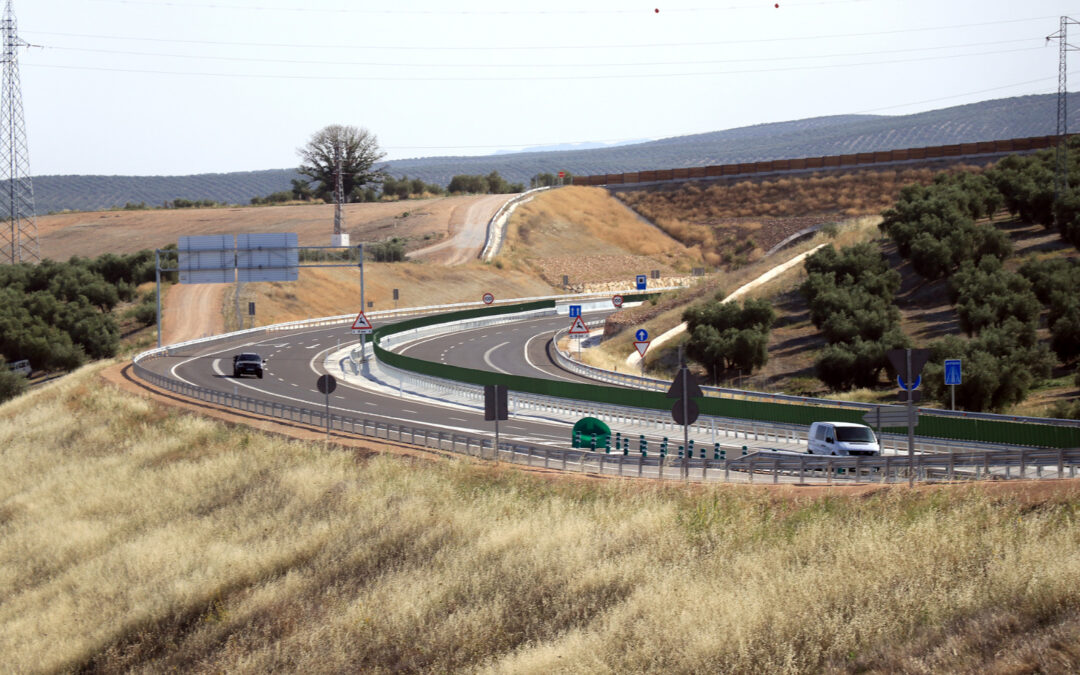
[2,364,1080,673]
[35,197,485,262]
[497,186,703,290]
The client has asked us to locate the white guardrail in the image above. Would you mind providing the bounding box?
[132,299,1080,483]
[480,187,556,261]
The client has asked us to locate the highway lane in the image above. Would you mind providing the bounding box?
[143,321,629,451]
[141,310,803,461]
[397,313,611,384]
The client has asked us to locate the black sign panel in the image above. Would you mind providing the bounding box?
[886,348,931,379]
[667,369,704,399]
[672,399,700,426]
[316,374,337,395]
[484,384,508,421]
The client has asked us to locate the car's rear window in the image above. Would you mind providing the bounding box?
[836,426,875,442]
[237,354,260,361]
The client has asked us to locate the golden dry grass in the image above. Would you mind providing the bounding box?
[498,187,702,286]
[3,365,1080,673]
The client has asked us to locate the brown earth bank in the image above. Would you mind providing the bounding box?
[614,165,983,267]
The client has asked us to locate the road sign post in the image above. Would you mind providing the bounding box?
[887,347,930,487]
[635,329,649,378]
[668,346,703,480]
[358,243,366,361]
[568,315,590,358]
[316,374,337,441]
[944,358,962,411]
[484,384,508,463]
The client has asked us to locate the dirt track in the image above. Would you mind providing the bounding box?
[163,283,225,344]
[408,193,513,264]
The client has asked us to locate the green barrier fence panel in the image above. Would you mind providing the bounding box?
[373,300,1080,449]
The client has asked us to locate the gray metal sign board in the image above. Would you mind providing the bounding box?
[178,235,234,284]
[237,233,299,282]
[862,406,918,427]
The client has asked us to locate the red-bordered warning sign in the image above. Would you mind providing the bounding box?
[634,341,649,357]
[351,311,373,334]
[568,316,590,335]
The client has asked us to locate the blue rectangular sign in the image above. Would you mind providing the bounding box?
[944,359,962,386]
[636,274,647,291]
[568,305,582,318]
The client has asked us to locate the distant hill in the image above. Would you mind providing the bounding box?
[32,93,1077,214]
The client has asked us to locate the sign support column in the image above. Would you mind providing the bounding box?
[906,349,915,487]
[154,249,163,348]
[358,243,366,362]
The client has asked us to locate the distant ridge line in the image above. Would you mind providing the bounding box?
[571,134,1062,188]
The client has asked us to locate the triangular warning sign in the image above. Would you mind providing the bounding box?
[350,311,373,333]
[634,341,649,357]
[568,316,590,335]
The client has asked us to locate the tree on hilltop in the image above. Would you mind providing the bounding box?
[296,125,386,202]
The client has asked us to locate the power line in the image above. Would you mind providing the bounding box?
[25,46,1044,81]
[24,16,1058,52]
[84,0,873,16]
[40,37,1041,69]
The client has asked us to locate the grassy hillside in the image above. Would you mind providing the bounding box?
[33,94,1078,215]
[2,363,1079,672]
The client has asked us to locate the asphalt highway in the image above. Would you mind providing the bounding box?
[142,312,661,452]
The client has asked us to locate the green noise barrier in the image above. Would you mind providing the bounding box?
[372,299,1080,449]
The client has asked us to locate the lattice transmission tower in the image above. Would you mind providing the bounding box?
[1047,16,1080,209]
[0,0,39,264]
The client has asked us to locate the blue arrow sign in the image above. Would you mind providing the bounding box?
[636,328,649,342]
[636,274,647,291]
[944,359,962,386]
[568,305,582,318]
[898,374,921,391]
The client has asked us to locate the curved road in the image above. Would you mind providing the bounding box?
[143,312,647,452]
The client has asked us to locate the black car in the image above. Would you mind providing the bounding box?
[232,352,265,378]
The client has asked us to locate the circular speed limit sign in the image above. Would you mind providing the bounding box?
[482,292,495,305]
[612,294,624,308]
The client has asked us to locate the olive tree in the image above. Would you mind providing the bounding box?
[297,125,386,202]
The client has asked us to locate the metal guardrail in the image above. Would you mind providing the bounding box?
[132,300,1080,482]
[382,315,1041,456]
[729,448,1080,485]
[130,353,1080,484]
[480,186,555,262]
[548,325,1080,430]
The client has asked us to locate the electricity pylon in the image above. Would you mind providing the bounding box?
[1047,16,1080,214]
[0,0,39,264]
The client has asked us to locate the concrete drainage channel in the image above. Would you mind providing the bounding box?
[133,305,1080,484]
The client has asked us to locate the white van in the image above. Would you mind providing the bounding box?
[807,421,880,456]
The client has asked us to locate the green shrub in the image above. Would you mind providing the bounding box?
[0,358,27,404]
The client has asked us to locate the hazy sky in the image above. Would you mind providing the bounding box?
[13,0,1077,176]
